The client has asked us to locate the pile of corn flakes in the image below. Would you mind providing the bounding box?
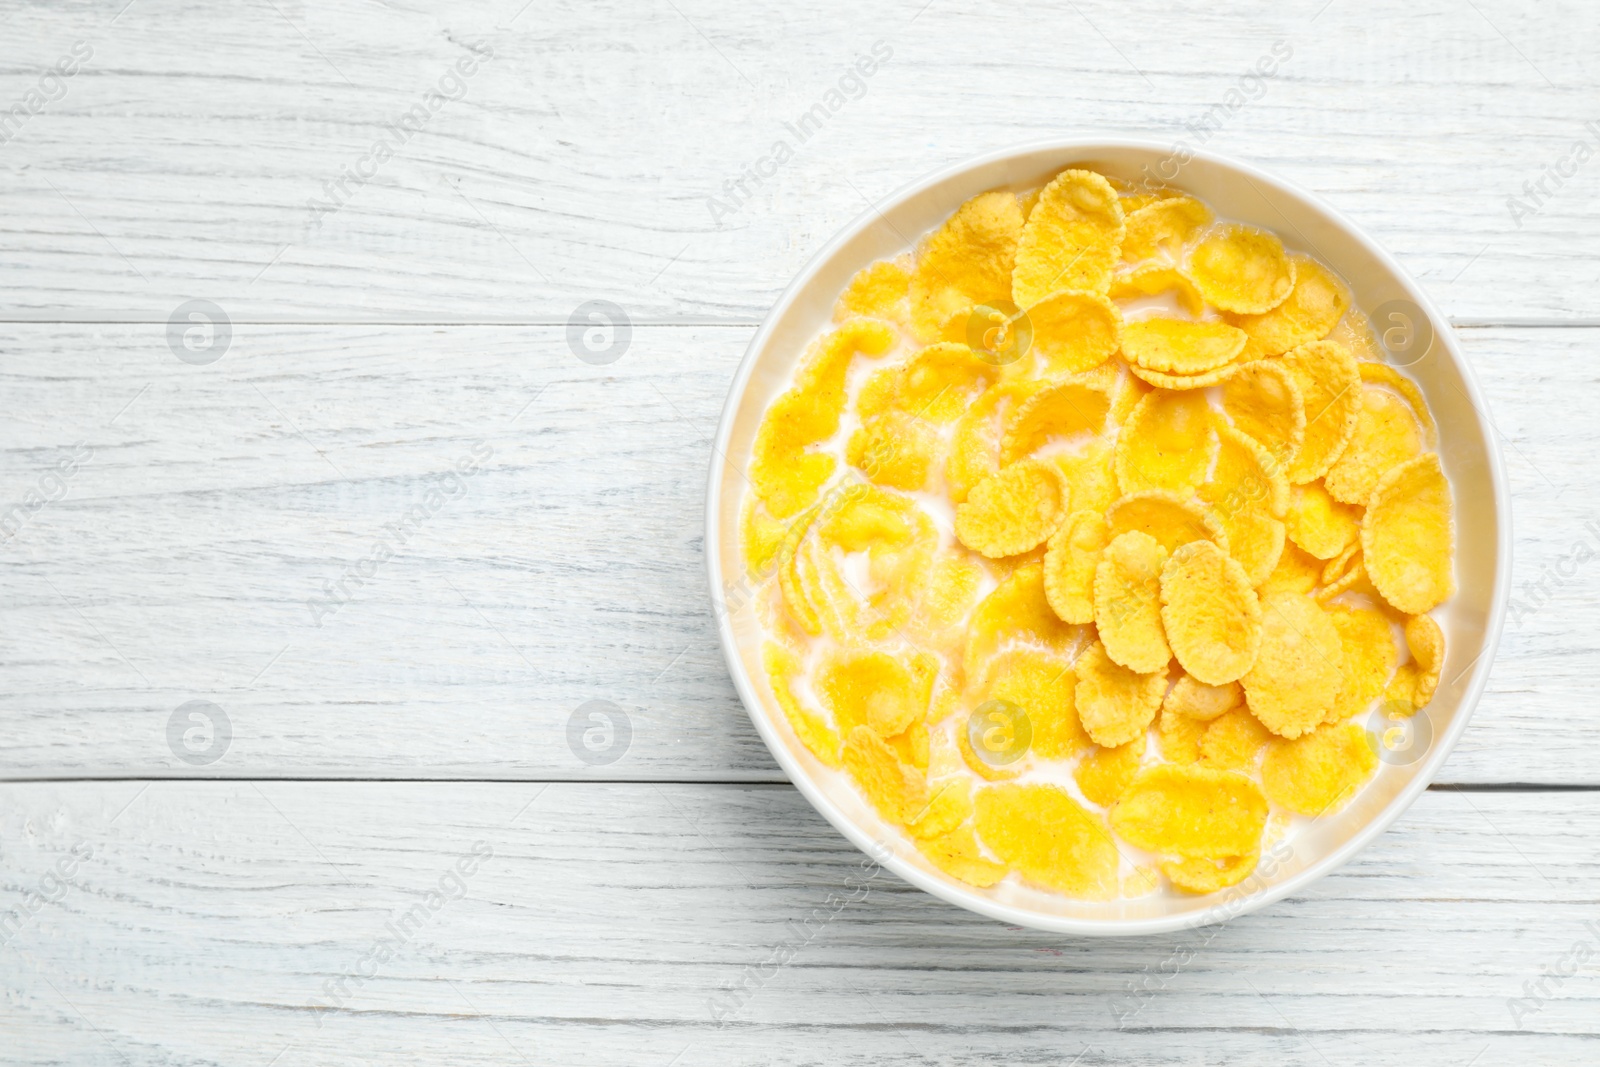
[741,167,1455,899]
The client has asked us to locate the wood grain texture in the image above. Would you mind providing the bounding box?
[0,323,1588,783]
[2,782,1597,1066]
[0,0,1596,324]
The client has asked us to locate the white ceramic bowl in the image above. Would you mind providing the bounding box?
[705,139,1510,937]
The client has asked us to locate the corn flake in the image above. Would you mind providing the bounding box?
[1000,378,1113,466]
[1075,640,1167,748]
[1226,254,1350,356]
[1185,224,1295,314]
[1285,482,1361,560]
[843,724,929,826]
[1121,317,1246,375]
[1323,603,1398,724]
[1164,674,1243,721]
[835,255,912,325]
[1199,707,1272,772]
[956,459,1069,558]
[1025,289,1123,376]
[1159,540,1263,685]
[1110,265,1206,317]
[1044,509,1111,624]
[1324,386,1424,506]
[1075,741,1145,807]
[910,190,1025,342]
[1162,851,1259,894]
[1361,453,1455,615]
[1261,722,1377,817]
[1279,340,1361,484]
[1122,195,1213,261]
[1013,169,1125,306]
[1110,763,1268,858]
[1388,612,1444,714]
[915,824,1009,887]
[1115,389,1218,495]
[1095,530,1172,674]
[1242,592,1345,737]
[975,783,1119,898]
[1221,359,1305,466]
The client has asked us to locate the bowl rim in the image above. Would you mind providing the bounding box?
[704,137,1511,937]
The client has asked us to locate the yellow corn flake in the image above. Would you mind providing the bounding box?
[897,342,1000,423]
[835,255,912,324]
[1024,289,1123,376]
[915,824,1009,887]
[1185,224,1295,314]
[1164,674,1242,721]
[1323,603,1398,724]
[1260,543,1324,601]
[1225,254,1350,356]
[1199,421,1288,587]
[1075,741,1145,807]
[1012,169,1126,306]
[1122,195,1212,261]
[1199,707,1272,772]
[1361,453,1456,615]
[750,319,895,517]
[1359,361,1437,445]
[1221,359,1305,467]
[815,648,934,739]
[1321,541,1360,587]
[1158,705,1206,764]
[1044,509,1110,624]
[945,379,1042,503]
[976,649,1088,761]
[975,783,1120,899]
[909,190,1025,342]
[906,777,974,840]
[963,562,1078,680]
[1126,361,1241,391]
[1054,441,1119,514]
[741,496,794,578]
[1242,592,1345,737]
[847,410,939,491]
[1162,851,1259,894]
[1094,530,1172,674]
[918,552,985,634]
[1107,489,1228,555]
[1323,386,1424,506]
[1285,482,1361,560]
[1074,640,1167,748]
[1316,554,1373,603]
[1000,379,1113,466]
[1261,722,1378,817]
[843,725,929,826]
[1388,612,1444,714]
[892,718,931,771]
[807,486,935,640]
[763,641,842,768]
[1279,340,1361,484]
[1120,317,1247,375]
[955,459,1069,558]
[1159,540,1263,685]
[1110,763,1268,859]
[1109,265,1206,317]
[1115,389,1218,495]
[1110,369,1154,424]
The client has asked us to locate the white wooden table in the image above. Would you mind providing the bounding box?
[2,1,1597,1062]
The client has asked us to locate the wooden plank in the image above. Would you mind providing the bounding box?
[1,782,1596,1065]
[0,323,1586,783]
[0,0,1595,324]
